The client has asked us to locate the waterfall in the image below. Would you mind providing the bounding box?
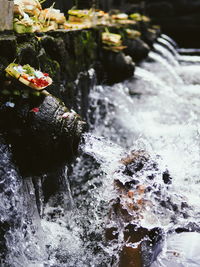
[179,54,200,65]
[157,37,180,58]
[76,35,200,266]
[146,51,183,84]
[153,43,179,67]
[134,67,176,96]
[2,34,200,266]
[161,34,178,48]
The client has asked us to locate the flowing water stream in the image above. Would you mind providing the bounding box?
[2,35,200,266]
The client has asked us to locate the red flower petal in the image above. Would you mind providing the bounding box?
[30,107,39,113]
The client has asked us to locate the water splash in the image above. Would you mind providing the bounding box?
[3,34,200,266]
[147,51,183,85]
[157,37,179,58]
[161,34,178,48]
[153,42,179,67]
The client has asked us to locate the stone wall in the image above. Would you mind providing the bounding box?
[0,21,158,177]
[0,22,157,116]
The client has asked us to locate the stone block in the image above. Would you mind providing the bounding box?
[0,0,13,31]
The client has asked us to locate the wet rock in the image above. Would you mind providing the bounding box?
[0,26,155,115]
[16,41,39,68]
[105,151,174,266]
[119,225,162,267]
[0,91,86,175]
[42,166,74,211]
[142,28,159,48]
[0,34,16,62]
[100,50,135,84]
[124,38,150,62]
[40,35,66,70]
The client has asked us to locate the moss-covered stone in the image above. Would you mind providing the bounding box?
[0,22,155,128]
[16,41,39,67]
[0,22,156,115]
[0,33,16,61]
[39,53,61,81]
[0,90,86,175]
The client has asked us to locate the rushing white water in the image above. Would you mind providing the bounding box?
[153,43,179,67]
[146,51,183,85]
[5,35,200,266]
[77,37,200,266]
[161,34,178,49]
[39,36,200,266]
[151,232,200,267]
[157,37,179,59]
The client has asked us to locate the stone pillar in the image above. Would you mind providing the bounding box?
[0,0,13,31]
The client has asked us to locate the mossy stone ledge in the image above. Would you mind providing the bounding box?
[0,22,159,111]
[0,23,159,174]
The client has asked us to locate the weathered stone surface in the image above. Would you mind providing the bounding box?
[105,151,177,266]
[124,38,150,62]
[0,0,13,31]
[100,50,135,84]
[0,91,86,175]
[0,27,152,118]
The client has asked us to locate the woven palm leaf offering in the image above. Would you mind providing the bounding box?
[102,32,127,52]
[94,10,110,26]
[68,9,91,23]
[126,29,141,40]
[64,9,93,30]
[5,63,52,91]
[13,17,35,33]
[39,8,66,31]
[13,0,42,33]
[64,21,90,30]
[14,0,42,17]
[129,13,150,22]
[111,13,136,25]
[13,0,66,32]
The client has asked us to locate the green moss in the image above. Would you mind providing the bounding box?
[74,30,97,71]
[39,55,61,81]
[0,56,9,78]
[16,42,35,55]
[16,42,39,67]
